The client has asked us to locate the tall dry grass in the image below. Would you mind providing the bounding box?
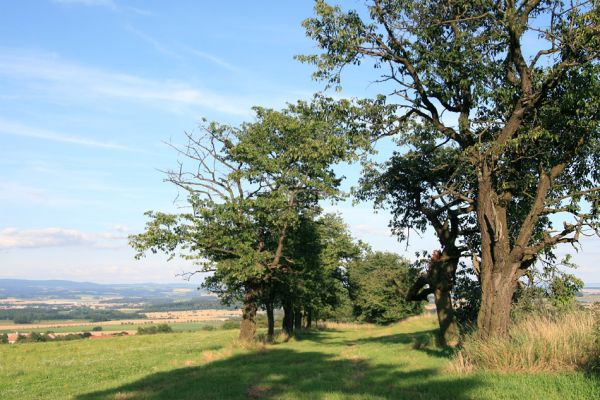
[449,309,600,373]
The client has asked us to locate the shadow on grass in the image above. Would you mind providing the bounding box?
[294,328,454,359]
[77,346,481,400]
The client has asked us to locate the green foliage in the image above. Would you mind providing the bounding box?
[221,319,241,330]
[137,324,173,335]
[130,98,372,341]
[0,307,142,324]
[0,333,7,344]
[91,326,103,332]
[453,265,482,328]
[348,251,423,324]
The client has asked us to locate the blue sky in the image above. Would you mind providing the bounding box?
[0,0,598,284]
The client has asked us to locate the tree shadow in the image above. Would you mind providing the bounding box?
[352,330,455,359]
[294,328,453,359]
[77,347,481,400]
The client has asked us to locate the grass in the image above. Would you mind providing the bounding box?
[0,315,598,399]
[450,310,599,373]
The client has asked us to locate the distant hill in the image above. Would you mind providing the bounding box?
[0,279,207,299]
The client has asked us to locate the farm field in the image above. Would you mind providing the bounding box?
[0,309,242,334]
[1,316,598,400]
[0,320,223,334]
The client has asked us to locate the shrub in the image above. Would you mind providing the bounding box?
[200,325,216,331]
[137,324,173,335]
[221,319,241,330]
[92,326,103,332]
[449,310,599,373]
[0,333,8,344]
[156,324,173,333]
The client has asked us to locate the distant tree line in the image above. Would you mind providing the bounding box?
[0,307,144,324]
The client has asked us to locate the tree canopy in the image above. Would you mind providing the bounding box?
[300,0,599,337]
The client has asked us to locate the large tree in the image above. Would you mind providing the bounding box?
[130,99,360,340]
[300,0,599,337]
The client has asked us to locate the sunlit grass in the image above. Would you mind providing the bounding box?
[1,315,598,399]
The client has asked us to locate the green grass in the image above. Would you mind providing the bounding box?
[0,316,598,399]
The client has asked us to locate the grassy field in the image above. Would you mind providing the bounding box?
[1,316,598,400]
[0,320,222,334]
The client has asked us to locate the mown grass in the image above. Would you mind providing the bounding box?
[1,316,598,400]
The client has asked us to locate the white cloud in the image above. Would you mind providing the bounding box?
[0,49,253,116]
[0,118,129,150]
[0,227,127,250]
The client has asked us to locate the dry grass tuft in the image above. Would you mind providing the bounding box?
[449,309,599,373]
[318,321,375,330]
[247,384,272,399]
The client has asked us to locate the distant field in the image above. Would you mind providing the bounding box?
[0,309,241,334]
[1,316,598,400]
[0,320,223,334]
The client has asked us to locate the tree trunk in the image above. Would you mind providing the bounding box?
[406,249,460,347]
[432,286,459,347]
[305,309,312,329]
[282,301,294,336]
[477,267,518,338]
[266,300,275,338]
[239,283,259,341]
[476,171,518,338]
[294,307,302,332]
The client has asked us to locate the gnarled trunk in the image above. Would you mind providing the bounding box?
[476,172,518,338]
[407,249,460,347]
[433,286,459,347]
[239,282,259,341]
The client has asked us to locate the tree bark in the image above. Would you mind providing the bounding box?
[406,249,460,347]
[282,300,294,336]
[239,282,259,341]
[294,306,303,332]
[305,309,313,329]
[476,171,519,338]
[266,300,275,338]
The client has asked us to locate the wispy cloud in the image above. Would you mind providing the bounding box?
[0,118,129,149]
[125,26,243,74]
[178,44,242,73]
[0,48,252,116]
[51,0,116,9]
[0,227,127,250]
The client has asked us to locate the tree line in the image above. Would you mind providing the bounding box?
[131,0,598,343]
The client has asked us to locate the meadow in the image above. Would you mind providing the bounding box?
[1,315,598,400]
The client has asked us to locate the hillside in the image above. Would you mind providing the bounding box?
[0,279,203,299]
[1,316,598,400]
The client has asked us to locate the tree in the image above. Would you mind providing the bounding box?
[347,251,423,324]
[131,98,360,340]
[300,0,599,337]
[357,132,475,345]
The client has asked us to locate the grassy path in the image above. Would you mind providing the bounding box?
[0,316,598,399]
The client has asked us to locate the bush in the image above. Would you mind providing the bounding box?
[92,326,103,332]
[449,310,599,373]
[221,319,241,330]
[0,333,8,344]
[137,324,173,335]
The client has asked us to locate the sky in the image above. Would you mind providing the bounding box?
[0,0,598,285]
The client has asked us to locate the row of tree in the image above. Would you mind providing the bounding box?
[130,101,422,340]
[132,0,598,343]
